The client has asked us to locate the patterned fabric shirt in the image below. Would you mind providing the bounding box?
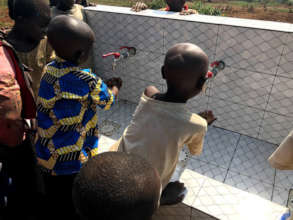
[36,58,115,175]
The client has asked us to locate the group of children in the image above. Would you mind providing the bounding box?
[1,0,215,219]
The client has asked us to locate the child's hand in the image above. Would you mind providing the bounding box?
[199,110,217,125]
[160,181,186,206]
[131,2,148,12]
[105,77,123,90]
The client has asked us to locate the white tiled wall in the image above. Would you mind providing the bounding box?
[85,6,293,145]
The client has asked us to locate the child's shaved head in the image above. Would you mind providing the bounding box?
[57,0,75,11]
[6,0,50,52]
[162,43,209,101]
[72,152,161,220]
[47,15,95,64]
[8,0,50,20]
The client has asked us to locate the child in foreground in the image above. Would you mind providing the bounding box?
[0,0,50,218]
[73,152,162,220]
[112,43,216,205]
[36,15,121,219]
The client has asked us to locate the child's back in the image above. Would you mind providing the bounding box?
[116,93,207,188]
[113,43,213,204]
[36,15,121,218]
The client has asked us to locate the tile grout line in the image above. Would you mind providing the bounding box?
[271,168,277,201]
[256,37,287,141]
[223,134,242,183]
[207,24,221,109]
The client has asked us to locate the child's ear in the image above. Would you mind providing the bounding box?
[161,66,166,79]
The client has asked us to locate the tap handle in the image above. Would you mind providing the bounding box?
[120,46,136,56]
[120,46,132,50]
[102,52,121,59]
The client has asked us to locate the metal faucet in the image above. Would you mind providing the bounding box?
[102,46,136,71]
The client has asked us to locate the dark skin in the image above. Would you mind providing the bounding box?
[145,43,216,205]
[5,1,51,53]
[47,15,120,96]
[57,0,75,11]
[166,0,186,12]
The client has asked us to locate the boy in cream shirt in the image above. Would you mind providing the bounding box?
[112,43,216,205]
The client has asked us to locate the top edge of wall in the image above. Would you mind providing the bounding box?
[85,5,293,33]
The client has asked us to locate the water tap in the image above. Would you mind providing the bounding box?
[203,60,225,95]
[102,46,136,71]
[206,60,225,79]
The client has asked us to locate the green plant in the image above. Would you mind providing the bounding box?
[192,1,222,15]
[147,0,165,9]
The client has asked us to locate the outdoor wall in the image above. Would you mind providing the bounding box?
[85,5,293,145]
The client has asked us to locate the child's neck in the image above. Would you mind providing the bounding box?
[153,90,187,103]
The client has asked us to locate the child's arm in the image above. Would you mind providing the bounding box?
[90,77,122,110]
[144,86,160,98]
[104,77,122,97]
[198,110,217,125]
[187,127,207,156]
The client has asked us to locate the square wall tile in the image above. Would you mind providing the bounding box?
[180,169,207,206]
[272,187,289,206]
[266,76,293,117]
[224,170,274,201]
[187,158,228,182]
[259,112,293,144]
[118,76,163,103]
[192,176,286,220]
[208,98,264,138]
[211,67,274,109]
[164,19,218,60]
[229,135,276,184]
[122,50,165,84]
[195,126,240,169]
[277,33,293,78]
[187,93,209,114]
[275,170,293,190]
[216,26,287,75]
[87,11,164,53]
[192,176,246,220]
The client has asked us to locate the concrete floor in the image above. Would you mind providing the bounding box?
[97,100,290,220]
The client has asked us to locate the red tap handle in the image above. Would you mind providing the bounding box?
[102,52,120,58]
[211,61,220,68]
[206,71,213,79]
[165,6,170,11]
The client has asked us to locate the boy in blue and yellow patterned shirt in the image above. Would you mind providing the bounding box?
[36,15,121,219]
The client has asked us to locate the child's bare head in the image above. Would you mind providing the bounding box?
[47,15,95,64]
[162,43,209,101]
[72,152,161,220]
[166,0,186,12]
[57,0,75,11]
[8,0,50,47]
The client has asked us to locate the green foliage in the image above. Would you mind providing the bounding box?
[192,1,222,15]
[147,0,165,9]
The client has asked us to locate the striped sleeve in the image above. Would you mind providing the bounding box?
[90,78,115,110]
